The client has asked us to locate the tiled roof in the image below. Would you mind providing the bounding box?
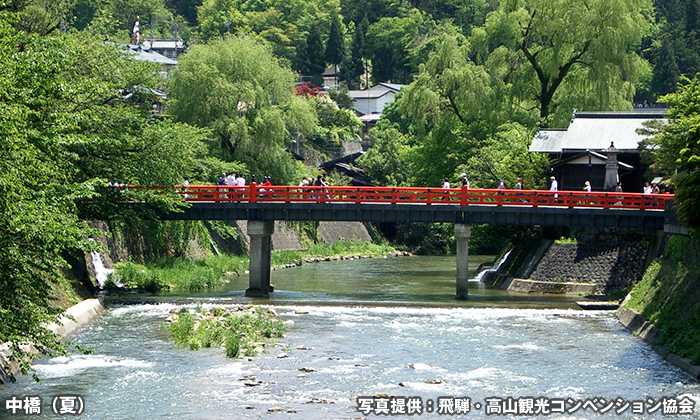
[530,111,667,153]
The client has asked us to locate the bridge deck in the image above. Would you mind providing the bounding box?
[154,184,674,229]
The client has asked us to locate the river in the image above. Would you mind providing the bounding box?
[2,255,699,419]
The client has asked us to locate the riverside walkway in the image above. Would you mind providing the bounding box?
[152,183,677,299]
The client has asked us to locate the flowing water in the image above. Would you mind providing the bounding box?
[2,256,699,419]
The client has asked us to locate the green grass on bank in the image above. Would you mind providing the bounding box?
[110,240,395,292]
[624,235,700,364]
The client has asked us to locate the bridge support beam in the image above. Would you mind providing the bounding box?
[455,223,471,300]
[246,220,274,298]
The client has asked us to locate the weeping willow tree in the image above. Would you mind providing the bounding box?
[359,35,548,188]
[168,35,318,184]
[469,0,653,127]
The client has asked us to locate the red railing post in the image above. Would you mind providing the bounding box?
[461,185,468,206]
[249,182,257,203]
[286,186,290,203]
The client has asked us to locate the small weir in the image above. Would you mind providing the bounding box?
[90,252,114,288]
[474,249,512,282]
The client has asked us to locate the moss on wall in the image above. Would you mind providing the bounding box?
[623,235,700,364]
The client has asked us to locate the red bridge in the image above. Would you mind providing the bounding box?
[178,183,671,211]
[149,183,681,299]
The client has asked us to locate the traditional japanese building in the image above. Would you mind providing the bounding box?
[347,83,403,141]
[347,83,402,115]
[529,110,666,193]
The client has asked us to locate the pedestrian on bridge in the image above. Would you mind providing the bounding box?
[225,172,236,199]
[515,178,527,203]
[550,176,558,202]
[217,173,226,199]
[460,173,470,189]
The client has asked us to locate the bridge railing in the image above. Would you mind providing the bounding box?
[175,184,672,210]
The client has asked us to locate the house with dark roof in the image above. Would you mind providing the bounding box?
[530,110,666,193]
[347,83,403,140]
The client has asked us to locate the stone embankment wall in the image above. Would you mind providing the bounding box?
[528,243,647,293]
[483,228,657,295]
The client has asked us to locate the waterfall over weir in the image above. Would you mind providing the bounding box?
[474,249,512,281]
[90,252,114,288]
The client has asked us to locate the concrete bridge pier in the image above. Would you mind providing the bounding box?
[455,223,471,300]
[246,220,274,297]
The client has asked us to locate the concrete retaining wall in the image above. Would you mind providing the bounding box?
[317,221,372,245]
[47,297,105,338]
[616,306,700,380]
[504,278,597,295]
[0,297,105,384]
[237,221,372,251]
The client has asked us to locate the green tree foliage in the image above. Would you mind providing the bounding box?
[344,14,369,86]
[407,0,488,35]
[648,0,700,98]
[358,34,549,189]
[324,12,345,66]
[357,126,413,186]
[166,0,202,25]
[309,95,363,145]
[0,12,213,380]
[0,20,96,380]
[196,0,338,73]
[304,23,326,84]
[87,0,178,42]
[168,36,316,183]
[365,9,429,84]
[340,0,411,27]
[471,0,653,126]
[641,75,700,234]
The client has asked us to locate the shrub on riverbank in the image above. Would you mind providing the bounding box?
[112,240,396,291]
[165,305,286,358]
[623,235,700,364]
[112,257,244,292]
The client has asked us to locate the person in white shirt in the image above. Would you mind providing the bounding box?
[235,173,246,188]
[550,176,558,201]
[225,172,236,199]
[234,173,246,199]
